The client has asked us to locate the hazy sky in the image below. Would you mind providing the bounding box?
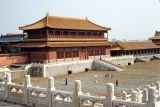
[0,0,160,40]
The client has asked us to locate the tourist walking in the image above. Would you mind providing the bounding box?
[65,78,68,85]
[116,79,119,86]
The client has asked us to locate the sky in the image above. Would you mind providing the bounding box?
[0,0,160,41]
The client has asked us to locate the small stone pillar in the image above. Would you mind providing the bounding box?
[155,82,160,96]
[131,90,137,102]
[135,88,141,102]
[142,88,148,103]
[104,83,114,107]
[5,72,12,85]
[48,77,55,107]
[122,91,127,100]
[147,85,151,89]
[151,83,154,87]
[42,64,46,77]
[24,75,32,105]
[4,73,12,101]
[74,80,82,107]
[147,87,157,107]
[148,87,157,103]
[25,75,31,87]
[48,77,55,91]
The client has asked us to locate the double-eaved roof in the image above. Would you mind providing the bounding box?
[20,14,111,31]
[111,41,160,50]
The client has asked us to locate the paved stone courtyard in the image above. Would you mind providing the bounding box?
[12,60,160,97]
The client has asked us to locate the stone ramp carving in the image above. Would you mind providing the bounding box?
[92,59,124,71]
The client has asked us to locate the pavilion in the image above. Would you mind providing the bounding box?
[13,14,112,63]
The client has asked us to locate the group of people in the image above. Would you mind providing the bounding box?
[105,73,113,78]
[104,73,119,86]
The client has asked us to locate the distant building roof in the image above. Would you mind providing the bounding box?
[111,41,160,50]
[20,14,111,31]
[149,31,160,40]
[0,33,27,42]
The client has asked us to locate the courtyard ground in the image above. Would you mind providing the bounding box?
[12,60,160,97]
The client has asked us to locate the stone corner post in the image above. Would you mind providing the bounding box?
[74,80,82,107]
[47,77,55,107]
[104,83,115,107]
[24,75,32,105]
[147,87,157,107]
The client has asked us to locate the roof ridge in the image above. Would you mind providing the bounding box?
[115,42,125,50]
[86,19,111,30]
[118,41,149,43]
[49,15,86,21]
[20,15,110,31]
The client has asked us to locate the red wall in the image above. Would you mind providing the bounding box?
[105,48,110,56]
[30,52,48,62]
[48,51,57,60]
[0,53,29,66]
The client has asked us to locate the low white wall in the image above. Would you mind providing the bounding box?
[45,60,93,76]
[106,55,135,66]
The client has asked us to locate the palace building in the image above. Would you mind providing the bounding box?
[110,41,160,56]
[150,31,160,45]
[13,14,112,63]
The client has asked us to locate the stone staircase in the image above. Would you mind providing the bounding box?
[135,56,153,62]
[152,54,160,60]
[92,59,124,71]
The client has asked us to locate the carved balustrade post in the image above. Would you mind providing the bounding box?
[155,82,160,96]
[122,91,127,100]
[147,87,157,107]
[74,80,82,107]
[104,83,114,107]
[142,88,148,103]
[48,77,55,107]
[4,73,12,100]
[131,90,137,102]
[24,75,32,105]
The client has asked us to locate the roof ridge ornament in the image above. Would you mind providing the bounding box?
[46,12,49,27]
[85,17,88,20]
[46,12,49,17]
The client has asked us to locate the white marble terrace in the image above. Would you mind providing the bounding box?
[0,73,160,107]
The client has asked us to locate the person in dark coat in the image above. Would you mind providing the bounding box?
[65,78,68,85]
[116,79,119,86]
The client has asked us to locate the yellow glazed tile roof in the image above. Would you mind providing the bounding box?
[20,15,111,31]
